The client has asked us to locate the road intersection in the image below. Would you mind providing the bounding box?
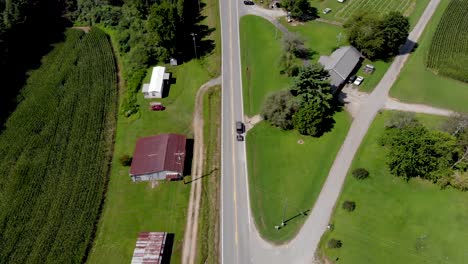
[219,0,441,263]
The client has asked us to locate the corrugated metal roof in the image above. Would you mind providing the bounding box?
[130,134,186,176]
[131,232,167,264]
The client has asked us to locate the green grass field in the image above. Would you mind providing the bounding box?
[247,111,351,242]
[240,15,290,116]
[319,111,468,263]
[390,0,468,112]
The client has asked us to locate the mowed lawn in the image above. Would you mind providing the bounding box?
[247,111,351,242]
[88,61,211,264]
[281,19,345,60]
[319,111,468,263]
[240,15,290,116]
[390,0,468,112]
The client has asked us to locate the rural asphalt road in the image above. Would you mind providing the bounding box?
[219,0,441,263]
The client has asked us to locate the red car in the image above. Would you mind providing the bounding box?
[151,104,165,111]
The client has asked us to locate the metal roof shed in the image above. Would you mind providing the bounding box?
[319,46,362,92]
[131,232,167,264]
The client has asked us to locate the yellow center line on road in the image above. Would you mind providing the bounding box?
[228,0,240,249]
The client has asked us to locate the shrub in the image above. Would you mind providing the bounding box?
[119,154,133,166]
[342,200,356,212]
[352,168,369,180]
[328,238,342,249]
[261,90,300,130]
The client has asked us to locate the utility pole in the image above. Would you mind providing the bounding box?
[190,33,198,59]
[281,199,287,227]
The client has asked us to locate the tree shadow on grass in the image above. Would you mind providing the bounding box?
[0,7,70,133]
[177,0,216,62]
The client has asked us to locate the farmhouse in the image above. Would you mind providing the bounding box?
[142,66,170,99]
[319,46,362,92]
[131,232,169,264]
[130,134,186,182]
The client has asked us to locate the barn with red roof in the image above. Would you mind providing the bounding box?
[130,134,186,182]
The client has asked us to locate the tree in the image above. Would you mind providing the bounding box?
[378,12,410,57]
[342,200,356,212]
[147,1,179,59]
[328,239,342,249]
[282,32,310,59]
[383,125,458,181]
[344,11,409,60]
[385,111,419,129]
[261,90,300,130]
[352,168,369,180]
[344,12,383,59]
[280,0,317,21]
[291,63,332,104]
[293,101,332,136]
[119,154,133,166]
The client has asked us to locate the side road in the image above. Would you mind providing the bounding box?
[182,76,221,264]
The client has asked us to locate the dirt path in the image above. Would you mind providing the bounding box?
[339,85,455,117]
[182,76,221,264]
[244,114,263,132]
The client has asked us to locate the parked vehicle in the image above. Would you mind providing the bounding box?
[353,76,364,86]
[236,121,245,134]
[151,104,165,111]
[323,8,332,14]
[243,0,254,5]
[237,134,244,141]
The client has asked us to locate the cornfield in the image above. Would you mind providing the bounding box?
[426,0,468,82]
[0,28,118,263]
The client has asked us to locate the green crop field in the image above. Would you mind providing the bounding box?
[0,28,117,263]
[426,0,468,82]
[313,0,418,22]
[335,0,413,21]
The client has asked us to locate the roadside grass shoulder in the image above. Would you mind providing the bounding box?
[390,0,468,112]
[247,111,351,242]
[240,15,290,116]
[319,111,468,263]
[196,86,221,264]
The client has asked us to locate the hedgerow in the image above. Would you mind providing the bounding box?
[0,27,117,263]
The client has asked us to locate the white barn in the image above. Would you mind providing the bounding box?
[142,66,170,99]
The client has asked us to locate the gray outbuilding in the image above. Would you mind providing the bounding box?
[319,46,362,92]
